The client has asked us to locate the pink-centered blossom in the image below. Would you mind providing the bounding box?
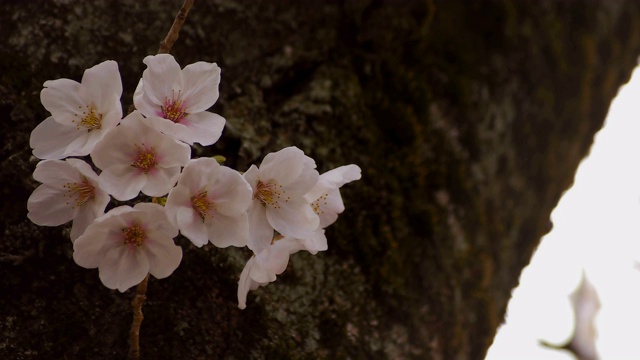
[31,60,123,159]
[27,158,110,241]
[304,164,362,228]
[243,146,320,254]
[91,111,191,201]
[133,54,225,146]
[73,203,182,292]
[165,157,252,248]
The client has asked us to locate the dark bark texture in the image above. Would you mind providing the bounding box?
[2,1,640,359]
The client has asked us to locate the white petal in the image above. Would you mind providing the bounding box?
[73,218,120,268]
[180,111,225,146]
[181,61,220,112]
[247,200,274,254]
[266,198,319,239]
[141,167,179,197]
[27,185,75,226]
[206,212,248,248]
[32,159,80,188]
[301,229,328,255]
[70,204,100,242]
[40,78,85,125]
[99,246,150,292]
[142,232,182,279]
[30,117,83,160]
[238,257,258,310]
[81,60,123,111]
[165,185,192,227]
[318,189,345,228]
[99,165,146,201]
[156,135,191,167]
[210,166,252,216]
[177,207,209,247]
[243,165,259,190]
[259,147,310,185]
[141,54,183,105]
[179,157,219,193]
[133,80,162,118]
[305,164,361,202]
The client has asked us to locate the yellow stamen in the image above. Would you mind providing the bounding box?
[73,105,102,131]
[191,190,216,221]
[131,144,157,174]
[254,180,289,209]
[122,224,145,247]
[63,176,95,208]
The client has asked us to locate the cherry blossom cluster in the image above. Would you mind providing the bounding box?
[26,55,361,308]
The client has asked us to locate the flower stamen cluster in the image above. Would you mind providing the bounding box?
[63,176,96,208]
[254,181,288,209]
[191,190,215,221]
[74,105,103,131]
[131,144,158,174]
[161,93,187,123]
[123,224,146,247]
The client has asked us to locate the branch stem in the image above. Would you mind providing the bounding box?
[158,0,195,54]
[128,274,150,360]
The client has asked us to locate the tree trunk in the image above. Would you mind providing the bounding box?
[2,1,639,359]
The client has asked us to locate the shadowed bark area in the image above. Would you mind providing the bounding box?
[1,1,640,359]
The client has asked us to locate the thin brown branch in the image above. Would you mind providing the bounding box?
[158,0,195,54]
[128,274,150,360]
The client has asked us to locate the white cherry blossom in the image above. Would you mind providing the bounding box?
[31,60,123,159]
[165,157,252,248]
[243,146,320,254]
[305,164,362,228]
[237,236,303,309]
[27,158,110,241]
[73,203,182,292]
[133,54,225,146]
[91,111,191,201]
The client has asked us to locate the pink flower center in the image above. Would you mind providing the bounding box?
[254,180,289,209]
[191,190,216,221]
[161,94,187,123]
[73,105,102,131]
[63,176,95,208]
[122,223,145,247]
[131,144,157,174]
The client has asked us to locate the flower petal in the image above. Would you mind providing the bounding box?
[30,117,83,160]
[40,78,85,125]
[237,257,259,310]
[247,200,274,254]
[99,165,146,201]
[181,61,221,113]
[143,232,182,279]
[81,60,123,111]
[32,159,80,189]
[210,165,252,216]
[266,198,319,239]
[99,246,150,292]
[177,206,209,247]
[206,212,248,248]
[141,167,179,197]
[181,111,225,146]
[27,185,75,226]
[141,54,183,105]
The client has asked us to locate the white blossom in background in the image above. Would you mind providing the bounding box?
[73,203,182,292]
[91,111,191,201]
[27,158,110,241]
[237,236,304,309]
[165,157,252,248]
[133,54,225,146]
[31,60,123,160]
[243,146,320,254]
[305,164,362,228]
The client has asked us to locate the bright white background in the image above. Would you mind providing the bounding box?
[485,66,640,360]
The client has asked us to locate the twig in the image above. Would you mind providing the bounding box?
[128,274,150,360]
[158,0,196,54]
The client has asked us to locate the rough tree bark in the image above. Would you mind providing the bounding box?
[1,1,640,359]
